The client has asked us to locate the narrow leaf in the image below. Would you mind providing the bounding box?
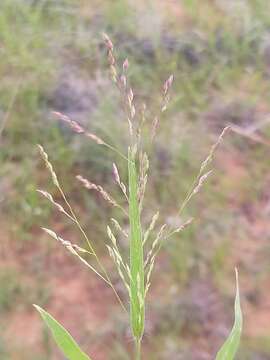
[34,305,92,360]
[215,269,243,360]
[128,147,145,340]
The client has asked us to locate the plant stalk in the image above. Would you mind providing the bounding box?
[135,338,141,360]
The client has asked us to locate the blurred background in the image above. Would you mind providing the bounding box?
[1,0,270,359]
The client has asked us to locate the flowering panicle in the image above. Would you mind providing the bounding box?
[36,35,234,360]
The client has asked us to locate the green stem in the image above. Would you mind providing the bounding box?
[135,338,141,360]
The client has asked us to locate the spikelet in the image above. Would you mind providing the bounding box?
[107,226,128,271]
[53,111,84,133]
[42,227,88,254]
[128,88,134,107]
[111,218,128,238]
[163,74,174,96]
[136,103,147,143]
[151,116,159,141]
[85,132,105,145]
[37,190,74,221]
[166,218,193,239]
[41,227,117,283]
[38,145,59,187]
[143,211,159,245]
[151,75,174,140]
[120,59,128,88]
[144,224,167,269]
[123,58,129,71]
[107,225,117,247]
[145,258,155,296]
[106,226,130,292]
[172,218,193,233]
[137,273,144,311]
[138,152,149,210]
[193,170,213,195]
[107,245,130,292]
[200,126,230,173]
[112,163,128,200]
[127,87,135,136]
[162,74,174,112]
[103,33,113,50]
[76,175,120,209]
[103,33,117,83]
[53,111,105,145]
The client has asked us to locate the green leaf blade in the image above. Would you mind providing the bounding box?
[215,269,243,360]
[34,305,92,360]
[128,147,145,340]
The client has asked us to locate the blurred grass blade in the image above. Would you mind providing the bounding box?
[215,269,243,360]
[34,305,92,360]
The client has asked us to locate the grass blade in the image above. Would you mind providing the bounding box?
[128,147,145,340]
[34,305,92,360]
[215,269,243,360]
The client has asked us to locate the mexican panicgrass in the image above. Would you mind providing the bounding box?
[35,34,242,360]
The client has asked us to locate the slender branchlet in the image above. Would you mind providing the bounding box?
[177,126,230,217]
[151,74,174,141]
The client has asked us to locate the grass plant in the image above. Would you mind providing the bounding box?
[35,34,242,360]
